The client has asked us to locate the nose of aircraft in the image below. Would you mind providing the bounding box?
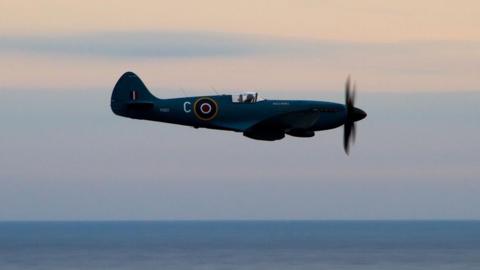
[352,107,367,121]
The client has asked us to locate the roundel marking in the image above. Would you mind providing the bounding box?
[200,103,212,114]
[194,97,218,121]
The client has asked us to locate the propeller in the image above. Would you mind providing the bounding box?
[344,76,367,155]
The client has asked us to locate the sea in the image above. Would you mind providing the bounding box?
[0,221,479,270]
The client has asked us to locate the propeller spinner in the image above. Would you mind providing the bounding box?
[344,76,367,155]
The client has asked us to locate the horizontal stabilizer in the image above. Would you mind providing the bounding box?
[126,101,155,110]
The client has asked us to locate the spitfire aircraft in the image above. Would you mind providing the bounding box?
[111,72,367,154]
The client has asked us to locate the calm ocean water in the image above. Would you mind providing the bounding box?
[0,221,479,270]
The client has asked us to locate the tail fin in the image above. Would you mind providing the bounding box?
[111,72,157,117]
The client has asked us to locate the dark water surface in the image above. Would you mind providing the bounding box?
[0,221,479,269]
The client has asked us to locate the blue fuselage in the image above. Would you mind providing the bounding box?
[117,95,347,133]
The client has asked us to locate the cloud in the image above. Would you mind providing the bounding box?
[0,31,308,58]
[2,31,478,60]
[1,31,478,92]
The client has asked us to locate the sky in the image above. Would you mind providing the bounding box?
[0,0,479,220]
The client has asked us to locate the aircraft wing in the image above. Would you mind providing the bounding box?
[243,109,322,140]
[250,108,322,130]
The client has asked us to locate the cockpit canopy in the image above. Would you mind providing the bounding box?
[231,92,265,103]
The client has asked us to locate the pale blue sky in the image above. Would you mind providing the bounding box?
[0,89,479,220]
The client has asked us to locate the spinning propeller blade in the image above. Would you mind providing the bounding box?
[343,76,366,155]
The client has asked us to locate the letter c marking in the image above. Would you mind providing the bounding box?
[183,101,191,113]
